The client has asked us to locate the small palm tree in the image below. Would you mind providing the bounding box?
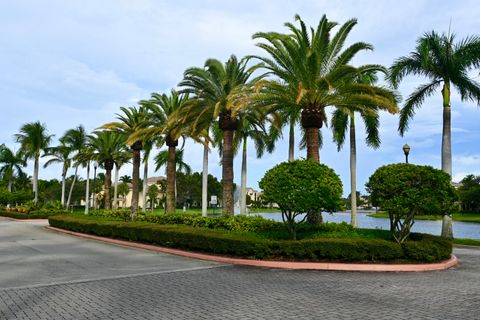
[14,122,53,204]
[61,125,88,209]
[101,106,149,217]
[141,139,154,213]
[119,175,132,183]
[75,143,94,214]
[331,68,398,227]
[43,143,72,207]
[388,30,480,237]
[0,144,26,192]
[89,131,128,209]
[133,90,190,214]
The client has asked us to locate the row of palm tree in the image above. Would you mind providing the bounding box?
[4,15,480,235]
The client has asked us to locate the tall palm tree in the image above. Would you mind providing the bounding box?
[252,15,397,223]
[251,15,395,163]
[61,125,87,209]
[0,144,26,192]
[154,148,192,175]
[141,139,154,213]
[132,90,190,214]
[14,122,53,204]
[101,106,149,217]
[388,31,480,237]
[179,55,260,215]
[75,143,94,214]
[113,153,131,210]
[43,143,72,207]
[89,131,127,209]
[331,68,399,227]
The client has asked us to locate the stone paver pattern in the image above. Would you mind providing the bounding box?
[1,217,479,320]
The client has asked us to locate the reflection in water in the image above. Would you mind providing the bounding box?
[249,211,480,240]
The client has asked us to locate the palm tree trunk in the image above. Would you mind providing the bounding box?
[113,164,119,210]
[222,129,235,216]
[142,157,148,213]
[33,156,39,205]
[349,113,357,228]
[441,82,453,237]
[166,145,176,214]
[66,165,78,209]
[240,137,247,215]
[131,149,141,217]
[8,176,13,193]
[441,82,452,176]
[202,142,208,217]
[305,127,320,162]
[104,169,112,210]
[61,173,66,207]
[84,162,90,215]
[288,118,295,162]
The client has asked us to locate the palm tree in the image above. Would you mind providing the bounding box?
[388,31,480,237]
[75,144,94,214]
[180,55,260,215]
[101,106,149,217]
[61,125,87,209]
[331,68,399,227]
[0,144,26,192]
[89,131,127,209]
[120,175,132,183]
[141,139,153,213]
[252,15,395,163]
[252,15,397,223]
[14,122,53,204]
[154,147,191,212]
[133,90,190,214]
[389,31,480,176]
[227,108,275,215]
[113,153,131,210]
[43,143,72,207]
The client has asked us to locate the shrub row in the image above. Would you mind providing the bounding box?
[0,210,52,219]
[48,215,452,263]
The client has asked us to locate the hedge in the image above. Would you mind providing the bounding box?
[0,210,52,219]
[48,215,452,263]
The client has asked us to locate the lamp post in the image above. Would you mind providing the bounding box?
[402,144,410,164]
[93,161,98,210]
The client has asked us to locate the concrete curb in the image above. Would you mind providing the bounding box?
[46,226,458,272]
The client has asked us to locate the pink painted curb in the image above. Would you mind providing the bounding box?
[46,226,458,272]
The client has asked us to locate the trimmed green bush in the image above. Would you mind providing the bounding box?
[48,215,452,263]
[0,210,52,219]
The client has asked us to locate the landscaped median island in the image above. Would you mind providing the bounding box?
[0,208,68,219]
[48,213,452,264]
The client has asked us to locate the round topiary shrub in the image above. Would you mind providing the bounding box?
[366,163,458,243]
[259,160,343,239]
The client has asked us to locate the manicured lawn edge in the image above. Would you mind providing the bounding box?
[48,215,452,263]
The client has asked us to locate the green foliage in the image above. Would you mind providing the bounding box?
[88,209,131,221]
[0,190,33,205]
[457,175,480,212]
[259,160,343,239]
[48,215,452,263]
[366,164,458,243]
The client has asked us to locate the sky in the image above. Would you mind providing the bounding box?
[1,0,479,196]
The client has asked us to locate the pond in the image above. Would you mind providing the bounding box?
[250,211,480,240]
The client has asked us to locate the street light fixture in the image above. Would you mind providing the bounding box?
[402,144,410,164]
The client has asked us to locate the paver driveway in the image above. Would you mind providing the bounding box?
[0,217,479,320]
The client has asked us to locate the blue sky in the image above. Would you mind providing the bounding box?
[1,0,479,196]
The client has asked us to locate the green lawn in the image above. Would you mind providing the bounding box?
[453,238,480,247]
[368,212,480,223]
[141,207,282,216]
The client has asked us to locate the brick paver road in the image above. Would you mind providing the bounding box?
[1,218,479,320]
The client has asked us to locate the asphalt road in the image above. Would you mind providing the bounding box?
[1,217,479,320]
